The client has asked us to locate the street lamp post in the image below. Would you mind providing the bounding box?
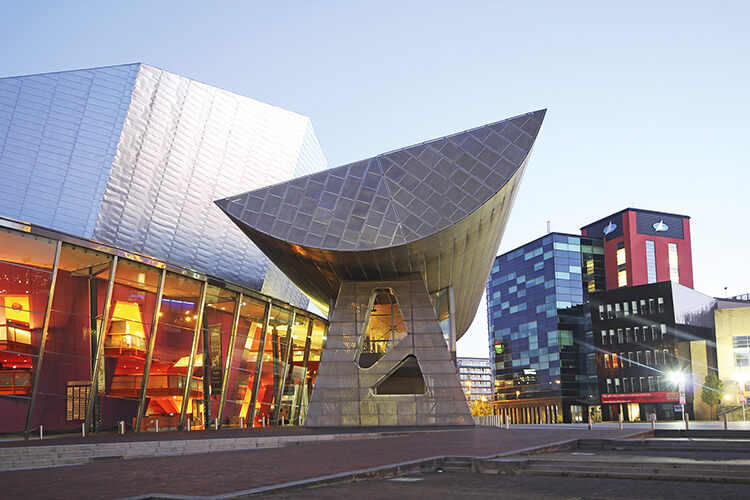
[735,373,747,421]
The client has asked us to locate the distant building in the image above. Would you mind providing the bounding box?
[714,300,750,411]
[457,358,492,402]
[581,209,693,290]
[591,281,717,421]
[486,233,605,423]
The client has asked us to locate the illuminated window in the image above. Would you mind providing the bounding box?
[733,336,750,367]
[616,244,626,265]
[616,242,627,287]
[604,354,611,368]
[645,240,656,283]
[668,243,679,282]
[617,270,627,287]
[586,258,594,275]
[612,354,619,368]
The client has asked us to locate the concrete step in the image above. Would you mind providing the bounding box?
[522,461,750,477]
[516,468,750,484]
[441,457,473,472]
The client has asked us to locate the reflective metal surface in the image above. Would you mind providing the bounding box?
[0,64,328,306]
[217,110,546,339]
[306,274,473,426]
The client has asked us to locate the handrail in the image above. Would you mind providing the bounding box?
[718,404,746,417]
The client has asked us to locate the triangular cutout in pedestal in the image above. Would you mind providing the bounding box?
[373,355,426,395]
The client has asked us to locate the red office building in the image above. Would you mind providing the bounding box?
[581,209,693,290]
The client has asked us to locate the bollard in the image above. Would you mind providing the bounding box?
[262,417,266,427]
[82,423,86,438]
[119,421,125,435]
[155,419,159,433]
[239,416,244,429]
[685,413,690,430]
[724,413,729,430]
[215,419,219,430]
[618,412,623,430]
[187,418,191,432]
[651,419,655,432]
[40,425,43,440]
[505,416,510,430]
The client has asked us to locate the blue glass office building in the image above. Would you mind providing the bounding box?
[486,233,605,423]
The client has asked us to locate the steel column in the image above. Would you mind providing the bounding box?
[134,268,166,432]
[272,311,295,424]
[178,282,208,430]
[291,317,314,424]
[216,293,243,429]
[84,255,119,432]
[23,240,62,438]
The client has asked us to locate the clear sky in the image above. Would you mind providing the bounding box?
[2,1,748,358]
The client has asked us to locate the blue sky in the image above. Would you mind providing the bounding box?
[2,1,748,357]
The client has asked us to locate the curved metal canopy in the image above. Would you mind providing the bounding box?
[216,109,545,339]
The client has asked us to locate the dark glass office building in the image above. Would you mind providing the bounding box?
[591,281,717,421]
[487,233,605,423]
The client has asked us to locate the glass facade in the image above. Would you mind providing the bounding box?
[0,219,326,435]
[486,233,605,422]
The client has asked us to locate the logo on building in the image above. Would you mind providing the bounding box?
[653,220,669,232]
[603,221,617,235]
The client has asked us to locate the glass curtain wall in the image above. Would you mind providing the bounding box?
[33,243,113,433]
[0,229,57,433]
[0,224,328,435]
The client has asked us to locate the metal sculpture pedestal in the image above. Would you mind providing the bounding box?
[306,274,473,426]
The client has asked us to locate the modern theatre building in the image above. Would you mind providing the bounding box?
[217,109,546,426]
[0,62,545,433]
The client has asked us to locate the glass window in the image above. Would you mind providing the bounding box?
[609,329,616,344]
[658,297,665,313]
[606,378,612,393]
[617,329,624,343]
[0,229,58,433]
[661,324,667,339]
[636,351,642,365]
[625,328,632,343]
[645,240,656,283]
[615,303,621,317]
[612,354,619,368]
[616,243,626,265]
[668,243,679,282]
[614,378,621,392]
[144,271,204,431]
[606,304,613,319]
[628,352,634,367]
[645,350,652,365]
[634,327,640,342]
[601,330,607,345]
[623,378,630,392]
[224,296,269,427]
[35,243,114,432]
[639,377,645,392]
[604,354,611,368]
[649,299,656,315]
[632,301,639,315]
[651,325,659,340]
[101,259,163,429]
[598,305,605,320]
[640,299,647,315]
[617,269,627,288]
[648,376,655,391]
[623,302,630,316]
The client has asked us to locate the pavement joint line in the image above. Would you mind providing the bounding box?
[116,430,651,499]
